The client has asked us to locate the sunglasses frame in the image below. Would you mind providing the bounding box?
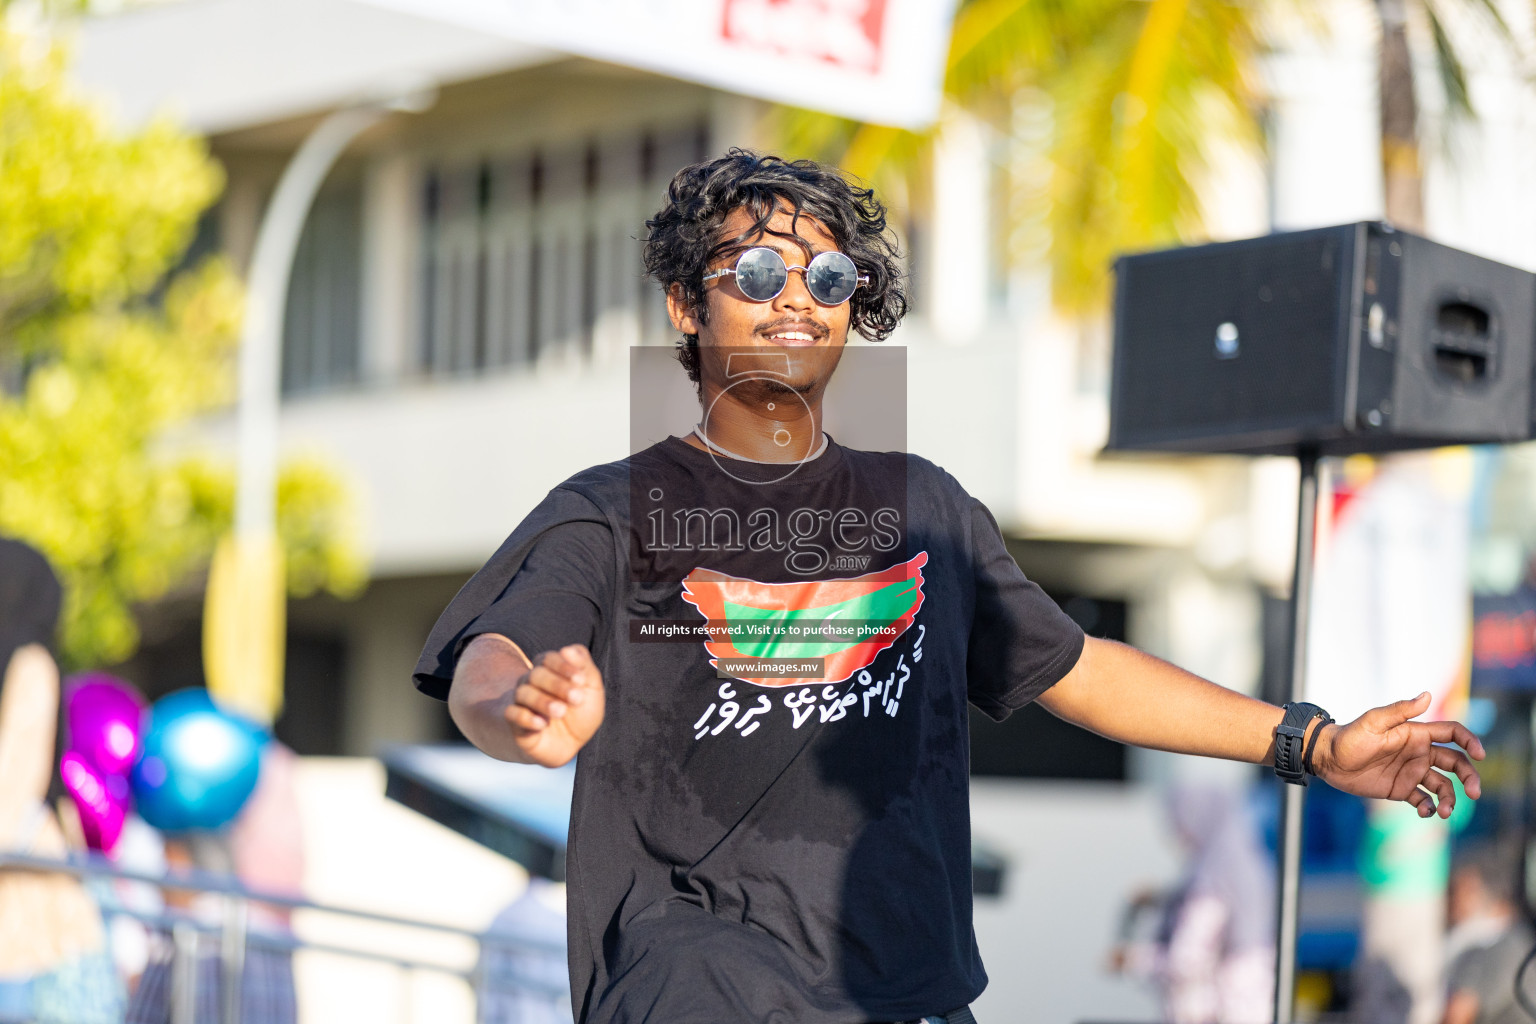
[701,247,869,306]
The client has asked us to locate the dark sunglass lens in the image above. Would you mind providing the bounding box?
[808,252,859,305]
[734,248,787,302]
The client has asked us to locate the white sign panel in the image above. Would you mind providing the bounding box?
[1305,454,1472,722]
[355,0,958,129]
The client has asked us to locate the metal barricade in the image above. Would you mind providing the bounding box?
[0,852,568,1024]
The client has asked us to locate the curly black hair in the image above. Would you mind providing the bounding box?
[642,149,907,383]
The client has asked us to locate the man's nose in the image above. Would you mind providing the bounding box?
[773,266,816,312]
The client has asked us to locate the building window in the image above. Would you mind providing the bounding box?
[282,181,363,395]
[417,124,708,377]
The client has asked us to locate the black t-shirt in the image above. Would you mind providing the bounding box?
[415,437,1084,1023]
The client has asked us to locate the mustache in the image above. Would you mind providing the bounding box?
[754,316,829,341]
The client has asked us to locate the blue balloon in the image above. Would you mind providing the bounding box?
[129,689,267,833]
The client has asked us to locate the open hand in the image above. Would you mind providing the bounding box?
[1312,692,1485,818]
[505,644,606,767]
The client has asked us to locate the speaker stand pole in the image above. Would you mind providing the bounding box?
[1274,446,1321,1024]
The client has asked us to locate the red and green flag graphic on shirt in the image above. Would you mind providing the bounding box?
[680,551,927,687]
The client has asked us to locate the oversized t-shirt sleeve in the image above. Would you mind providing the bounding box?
[458,519,613,667]
[413,484,615,699]
[964,497,1085,721]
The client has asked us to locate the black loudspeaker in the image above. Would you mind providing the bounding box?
[1107,222,1536,456]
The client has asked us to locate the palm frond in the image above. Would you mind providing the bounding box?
[1042,0,1262,309]
[945,0,1110,104]
[768,106,925,211]
[1416,0,1531,121]
[1455,0,1514,43]
[1423,2,1475,120]
[771,107,862,164]
[841,124,922,185]
[768,0,1266,313]
[1118,0,1195,242]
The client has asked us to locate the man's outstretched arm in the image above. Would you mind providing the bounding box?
[448,634,606,767]
[1037,637,1485,817]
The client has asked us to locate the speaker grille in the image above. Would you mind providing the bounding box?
[1113,229,1350,445]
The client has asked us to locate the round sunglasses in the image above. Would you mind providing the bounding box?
[702,247,868,306]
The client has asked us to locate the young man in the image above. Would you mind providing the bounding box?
[415,151,1485,1024]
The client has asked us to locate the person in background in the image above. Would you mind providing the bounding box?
[1442,844,1536,1024]
[108,816,168,1000]
[479,877,572,1024]
[125,742,302,1024]
[0,536,125,1023]
[1111,784,1276,1024]
[228,740,304,1021]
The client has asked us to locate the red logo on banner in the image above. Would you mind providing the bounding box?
[721,0,890,73]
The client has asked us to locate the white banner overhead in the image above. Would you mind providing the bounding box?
[354,0,959,129]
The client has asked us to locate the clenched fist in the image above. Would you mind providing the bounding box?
[506,644,607,767]
[449,636,606,767]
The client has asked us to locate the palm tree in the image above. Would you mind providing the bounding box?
[1374,0,1517,230]
[777,0,1265,311]
[779,0,1518,311]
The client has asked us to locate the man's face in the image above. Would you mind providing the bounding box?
[668,204,850,395]
[1448,868,1481,925]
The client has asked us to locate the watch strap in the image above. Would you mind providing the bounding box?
[1303,712,1335,778]
[1275,702,1328,787]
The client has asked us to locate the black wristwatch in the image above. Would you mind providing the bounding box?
[1274,702,1332,787]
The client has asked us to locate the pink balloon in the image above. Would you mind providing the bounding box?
[66,673,146,776]
[60,750,128,854]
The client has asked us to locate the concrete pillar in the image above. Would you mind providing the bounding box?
[360,150,419,384]
[928,108,991,343]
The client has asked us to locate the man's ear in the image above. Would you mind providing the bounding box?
[666,282,704,336]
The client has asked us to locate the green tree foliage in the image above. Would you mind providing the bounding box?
[0,29,363,667]
[777,0,1263,312]
[0,45,210,339]
[780,0,1521,313]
